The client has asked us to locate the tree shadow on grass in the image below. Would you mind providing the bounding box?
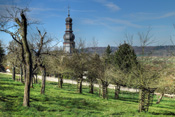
[150,111,175,115]
[31,95,103,112]
[55,96,101,110]
[154,105,175,110]
[0,85,16,91]
[111,112,125,115]
[0,94,22,112]
[118,97,138,103]
[0,95,18,102]
[32,104,48,111]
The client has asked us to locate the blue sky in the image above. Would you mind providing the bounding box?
[1,0,175,47]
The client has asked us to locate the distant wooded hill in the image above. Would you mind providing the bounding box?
[85,46,175,56]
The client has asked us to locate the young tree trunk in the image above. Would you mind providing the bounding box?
[77,78,83,93]
[89,79,94,94]
[30,74,34,88]
[97,79,102,97]
[20,64,23,83]
[33,74,35,84]
[40,67,46,94]
[35,74,38,84]
[145,91,150,112]
[102,81,108,99]
[23,64,26,83]
[114,84,120,99]
[58,74,63,88]
[156,93,164,104]
[138,88,145,112]
[12,66,15,81]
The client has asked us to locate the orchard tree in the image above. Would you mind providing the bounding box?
[128,29,167,112]
[7,41,21,81]
[63,39,89,93]
[0,7,32,107]
[30,28,47,94]
[44,48,65,88]
[87,54,99,94]
[65,50,88,93]
[91,54,111,99]
[155,61,175,104]
[0,40,5,72]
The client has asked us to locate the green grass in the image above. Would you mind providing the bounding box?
[0,73,175,116]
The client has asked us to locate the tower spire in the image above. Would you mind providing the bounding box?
[63,6,75,54]
[68,5,70,17]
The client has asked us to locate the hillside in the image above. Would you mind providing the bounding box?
[86,46,175,56]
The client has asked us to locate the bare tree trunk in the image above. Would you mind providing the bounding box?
[33,74,36,84]
[23,63,32,107]
[102,81,108,99]
[58,74,63,88]
[89,79,94,94]
[15,11,32,107]
[114,84,120,99]
[156,93,164,104]
[30,74,34,88]
[97,79,102,97]
[23,64,26,83]
[35,74,38,83]
[138,89,145,112]
[77,78,83,93]
[12,66,15,81]
[20,64,23,83]
[40,67,46,94]
[33,74,35,84]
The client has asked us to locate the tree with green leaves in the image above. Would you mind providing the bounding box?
[113,42,138,99]
[105,45,112,57]
[115,42,138,73]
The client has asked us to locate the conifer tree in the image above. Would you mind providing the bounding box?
[113,42,138,99]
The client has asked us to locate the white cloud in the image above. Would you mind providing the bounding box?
[82,19,97,25]
[129,12,175,21]
[157,12,175,19]
[94,0,120,12]
[105,2,120,11]
[81,16,141,31]
[71,9,96,13]
[104,17,141,28]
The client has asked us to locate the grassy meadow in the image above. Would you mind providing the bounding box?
[0,73,175,116]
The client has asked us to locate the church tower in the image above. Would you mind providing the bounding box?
[63,8,75,54]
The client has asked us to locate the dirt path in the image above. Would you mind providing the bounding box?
[39,75,139,92]
[1,72,175,98]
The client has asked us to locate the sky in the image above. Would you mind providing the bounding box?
[0,0,175,47]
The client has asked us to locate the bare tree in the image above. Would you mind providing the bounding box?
[128,29,169,112]
[0,7,32,107]
[7,40,21,81]
[31,28,47,94]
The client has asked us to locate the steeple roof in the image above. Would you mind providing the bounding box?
[65,6,72,23]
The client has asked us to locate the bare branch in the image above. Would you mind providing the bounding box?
[0,29,22,45]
